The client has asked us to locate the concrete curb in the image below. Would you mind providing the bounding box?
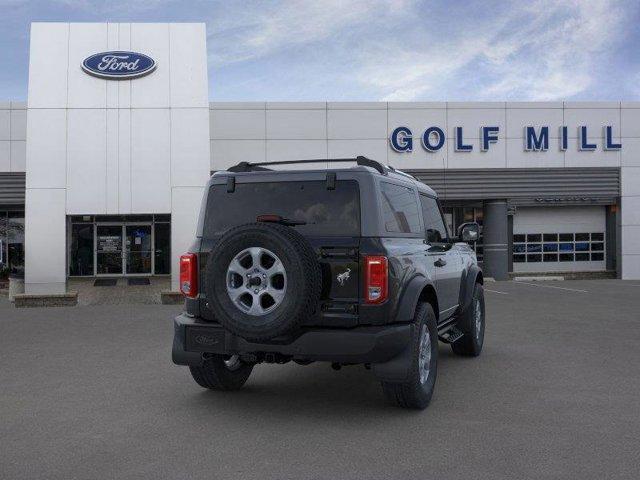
[161,291,184,305]
[14,292,78,308]
[514,276,564,282]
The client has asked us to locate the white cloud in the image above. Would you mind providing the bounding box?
[208,0,413,66]
[356,0,627,101]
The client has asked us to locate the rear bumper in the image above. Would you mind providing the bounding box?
[172,313,412,366]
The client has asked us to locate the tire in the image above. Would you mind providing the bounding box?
[189,355,253,391]
[204,222,322,342]
[381,302,438,410]
[451,283,485,357]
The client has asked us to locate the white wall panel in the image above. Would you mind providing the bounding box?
[389,145,446,170]
[621,108,640,138]
[564,143,620,168]
[106,23,119,108]
[621,138,640,167]
[327,109,386,139]
[169,23,208,108]
[211,140,265,170]
[10,109,26,140]
[621,226,640,256]
[564,107,620,138]
[25,109,67,189]
[447,108,506,138]
[266,109,326,139]
[11,141,26,172]
[266,140,327,167]
[210,109,265,140]
[28,23,68,108]
[131,23,170,108]
[506,108,563,138]
[0,141,9,171]
[130,108,171,212]
[170,108,210,187]
[387,108,447,138]
[67,23,108,109]
[0,110,9,140]
[506,138,564,168]
[621,166,640,196]
[25,188,66,294]
[105,108,119,213]
[66,109,107,214]
[328,139,388,162]
[621,254,640,279]
[621,196,640,226]
[117,109,132,213]
[446,138,506,169]
[117,23,132,109]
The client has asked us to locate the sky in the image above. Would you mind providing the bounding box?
[0,0,639,102]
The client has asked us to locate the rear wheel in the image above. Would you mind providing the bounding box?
[381,302,438,409]
[189,355,253,391]
[451,283,485,357]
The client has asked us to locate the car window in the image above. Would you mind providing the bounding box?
[380,182,421,234]
[203,180,360,237]
[419,195,448,243]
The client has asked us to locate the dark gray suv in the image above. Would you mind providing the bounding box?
[172,157,485,409]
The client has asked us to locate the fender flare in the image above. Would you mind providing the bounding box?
[457,264,483,314]
[394,275,435,324]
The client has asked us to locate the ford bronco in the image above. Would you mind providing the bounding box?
[172,157,485,409]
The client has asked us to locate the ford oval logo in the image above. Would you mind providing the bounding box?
[82,51,156,80]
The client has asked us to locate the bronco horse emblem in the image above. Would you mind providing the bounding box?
[336,268,351,286]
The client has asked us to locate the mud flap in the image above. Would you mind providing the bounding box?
[371,324,414,383]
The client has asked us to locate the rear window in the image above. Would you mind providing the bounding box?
[204,180,360,237]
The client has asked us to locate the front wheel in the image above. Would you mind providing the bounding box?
[189,355,253,391]
[451,283,485,357]
[381,302,438,409]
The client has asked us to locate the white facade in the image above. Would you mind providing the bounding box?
[0,101,27,172]
[209,101,640,278]
[1,22,640,290]
[24,23,210,293]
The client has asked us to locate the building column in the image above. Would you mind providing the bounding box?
[24,188,67,294]
[482,200,509,281]
[621,166,640,279]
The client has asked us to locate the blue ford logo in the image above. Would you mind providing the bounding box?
[82,51,156,80]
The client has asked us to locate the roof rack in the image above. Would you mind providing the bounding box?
[227,156,387,175]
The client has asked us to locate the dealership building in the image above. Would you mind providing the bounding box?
[1,22,640,295]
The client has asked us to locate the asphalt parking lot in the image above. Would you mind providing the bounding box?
[2,280,640,479]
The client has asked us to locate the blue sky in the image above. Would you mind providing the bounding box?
[1,0,639,101]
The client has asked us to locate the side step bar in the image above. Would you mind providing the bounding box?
[438,326,464,344]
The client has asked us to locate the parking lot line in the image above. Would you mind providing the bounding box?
[514,281,588,293]
[484,288,509,295]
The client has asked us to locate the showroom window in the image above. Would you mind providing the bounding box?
[68,215,171,277]
[513,233,605,263]
[0,211,25,277]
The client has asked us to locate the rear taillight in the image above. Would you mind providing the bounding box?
[180,253,198,298]
[364,255,388,304]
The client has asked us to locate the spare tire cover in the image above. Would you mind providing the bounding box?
[204,222,322,342]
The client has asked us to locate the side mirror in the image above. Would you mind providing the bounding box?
[457,222,480,243]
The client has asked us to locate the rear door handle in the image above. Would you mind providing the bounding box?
[434,258,447,267]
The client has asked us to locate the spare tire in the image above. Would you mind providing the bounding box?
[204,222,322,342]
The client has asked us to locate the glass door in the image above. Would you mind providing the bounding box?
[125,225,152,275]
[96,225,123,275]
